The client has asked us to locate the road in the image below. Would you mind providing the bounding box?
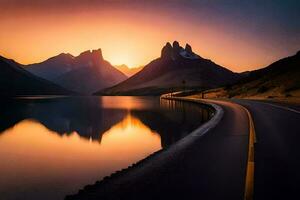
[233,99,300,200]
[67,99,250,200]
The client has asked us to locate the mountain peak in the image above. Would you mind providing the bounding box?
[92,49,103,57]
[172,41,183,58]
[161,41,200,60]
[77,49,103,61]
[172,41,180,50]
[44,53,74,63]
[185,43,193,54]
[79,50,91,56]
[60,52,73,56]
[57,53,74,59]
[161,42,173,59]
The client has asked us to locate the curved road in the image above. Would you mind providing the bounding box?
[233,99,300,200]
[67,98,300,200]
[67,99,250,200]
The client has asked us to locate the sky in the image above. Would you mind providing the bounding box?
[0,0,299,72]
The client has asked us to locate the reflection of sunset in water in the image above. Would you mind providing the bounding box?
[100,96,158,110]
[0,114,161,200]
[101,113,161,155]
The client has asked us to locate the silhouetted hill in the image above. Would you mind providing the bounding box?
[26,53,75,80]
[115,64,144,77]
[0,56,73,96]
[204,51,300,99]
[26,49,127,94]
[97,41,240,95]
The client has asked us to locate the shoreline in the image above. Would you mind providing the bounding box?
[65,96,224,199]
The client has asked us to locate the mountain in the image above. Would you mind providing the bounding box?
[96,41,240,95]
[26,53,76,80]
[209,51,300,98]
[26,49,127,94]
[114,64,143,77]
[0,56,73,96]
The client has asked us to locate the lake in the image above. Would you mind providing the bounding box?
[0,96,212,200]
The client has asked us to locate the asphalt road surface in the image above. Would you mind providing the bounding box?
[233,99,300,200]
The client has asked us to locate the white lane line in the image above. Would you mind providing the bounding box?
[260,102,300,114]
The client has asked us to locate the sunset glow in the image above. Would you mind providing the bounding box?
[0,116,160,199]
[0,1,299,198]
[0,1,299,71]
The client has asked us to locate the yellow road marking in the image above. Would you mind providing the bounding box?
[162,94,257,199]
[243,107,256,200]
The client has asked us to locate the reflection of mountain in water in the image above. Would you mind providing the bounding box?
[0,97,127,141]
[0,97,212,148]
[132,99,212,148]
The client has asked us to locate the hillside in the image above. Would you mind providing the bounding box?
[0,56,73,96]
[26,49,127,94]
[96,41,240,95]
[202,51,300,99]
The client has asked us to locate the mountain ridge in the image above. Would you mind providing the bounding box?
[0,56,73,96]
[26,49,127,94]
[201,50,300,99]
[97,41,240,95]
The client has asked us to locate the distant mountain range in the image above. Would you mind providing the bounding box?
[97,41,240,95]
[114,64,143,77]
[26,49,127,94]
[0,56,73,96]
[1,42,298,97]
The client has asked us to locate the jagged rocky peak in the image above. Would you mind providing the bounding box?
[78,49,103,60]
[78,50,91,57]
[91,49,103,58]
[185,43,193,54]
[172,41,184,59]
[161,42,173,59]
[172,41,182,52]
[161,41,200,60]
[180,42,200,60]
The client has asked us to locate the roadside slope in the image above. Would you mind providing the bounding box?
[201,51,300,100]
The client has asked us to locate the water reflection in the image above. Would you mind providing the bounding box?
[0,97,127,141]
[0,114,160,200]
[101,113,160,154]
[0,97,212,200]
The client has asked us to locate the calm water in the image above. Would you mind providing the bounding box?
[0,96,212,200]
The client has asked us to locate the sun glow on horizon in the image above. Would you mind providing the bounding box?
[0,2,299,72]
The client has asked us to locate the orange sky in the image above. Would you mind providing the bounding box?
[0,1,299,72]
